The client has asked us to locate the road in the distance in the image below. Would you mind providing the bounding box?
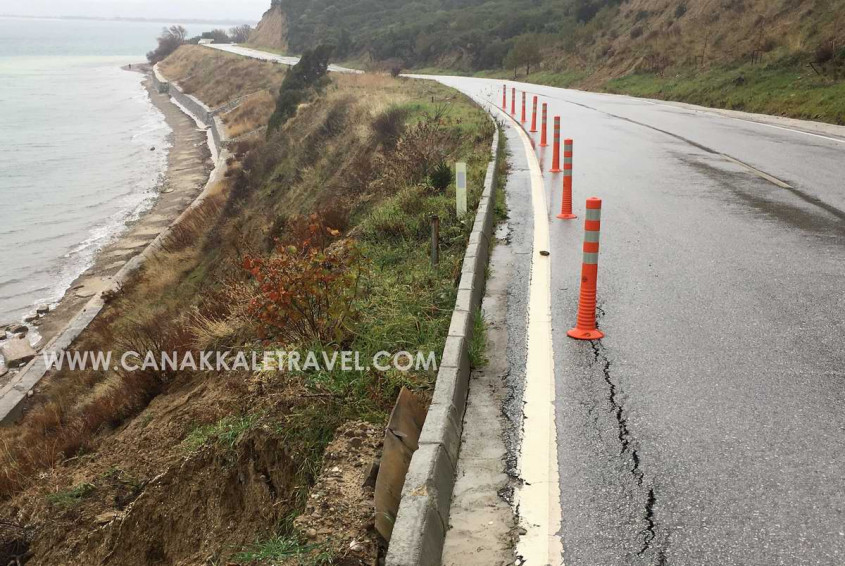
[434,75,845,566]
[200,45,845,564]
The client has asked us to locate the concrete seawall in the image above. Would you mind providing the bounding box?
[152,64,227,157]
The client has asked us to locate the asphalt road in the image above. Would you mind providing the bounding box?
[432,76,845,566]
[196,45,845,564]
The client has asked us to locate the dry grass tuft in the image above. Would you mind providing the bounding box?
[221,91,276,138]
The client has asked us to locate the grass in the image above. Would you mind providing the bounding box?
[233,535,333,565]
[468,309,488,369]
[243,44,288,56]
[478,68,591,89]
[603,63,845,124]
[182,414,260,453]
[46,483,95,507]
[222,91,276,138]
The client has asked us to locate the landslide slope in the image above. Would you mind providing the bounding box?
[0,45,496,565]
[248,1,288,51]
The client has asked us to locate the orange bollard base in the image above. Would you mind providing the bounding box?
[540,141,549,148]
[567,328,604,340]
[550,167,562,173]
[557,213,577,220]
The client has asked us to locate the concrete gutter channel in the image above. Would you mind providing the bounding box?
[0,65,230,424]
[386,120,501,565]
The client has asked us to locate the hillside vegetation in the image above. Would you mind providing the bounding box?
[0,46,498,564]
[251,0,845,123]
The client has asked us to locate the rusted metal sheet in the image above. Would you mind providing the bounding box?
[374,387,427,541]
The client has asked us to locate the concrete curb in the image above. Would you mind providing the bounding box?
[386,122,501,566]
[0,67,231,425]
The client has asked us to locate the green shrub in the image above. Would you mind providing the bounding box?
[429,161,453,191]
[46,483,95,507]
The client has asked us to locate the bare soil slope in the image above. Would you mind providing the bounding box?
[248,3,288,52]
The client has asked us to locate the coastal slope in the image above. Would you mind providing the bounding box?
[0,45,495,566]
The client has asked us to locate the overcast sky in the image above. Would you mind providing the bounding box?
[1,0,269,22]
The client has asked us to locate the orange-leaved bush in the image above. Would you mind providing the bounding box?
[243,215,365,346]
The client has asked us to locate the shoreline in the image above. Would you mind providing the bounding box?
[0,64,215,396]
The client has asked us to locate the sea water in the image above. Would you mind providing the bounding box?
[0,17,199,324]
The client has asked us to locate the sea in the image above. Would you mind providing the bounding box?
[0,17,223,326]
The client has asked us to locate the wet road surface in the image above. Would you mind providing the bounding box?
[430,76,845,566]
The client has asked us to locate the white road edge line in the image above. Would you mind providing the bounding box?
[720,114,845,145]
[486,96,564,565]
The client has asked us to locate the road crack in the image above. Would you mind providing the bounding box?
[590,306,666,563]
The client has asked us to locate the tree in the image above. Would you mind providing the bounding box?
[503,47,521,78]
[504,35,543,76]
[268,45,335,133]
[168,25,188,43]
[201,29,230,44]
[230,24,253,44]
[336,27,352,58]
[146,25,188,64]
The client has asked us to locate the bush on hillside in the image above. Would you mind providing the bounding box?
[268,45,334,133]
[371,106,410,150]
[201,29,231,44]
[429,161,452,192]
[243,221,365,346]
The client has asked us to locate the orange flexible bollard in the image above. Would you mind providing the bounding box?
[502,84,507,110]
[511,87,516,115]
[521,91,527,123]
[540,103,548,147]
[550,117,562,173]
[557,139,576,220]
[530,96,538,133]
[568,198,604,341]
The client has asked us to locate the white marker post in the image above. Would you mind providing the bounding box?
[456,162,467,218]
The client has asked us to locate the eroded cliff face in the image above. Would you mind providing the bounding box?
[248,2,288,52]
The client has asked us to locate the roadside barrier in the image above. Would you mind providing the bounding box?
[521,91,527,123]
[540,103,548,147]
[550,117,562,173]
[511,88,516,115]
[568,198,604,340]
[557,139,576,220]
[530,96,538,133]
[502,85,507,110]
